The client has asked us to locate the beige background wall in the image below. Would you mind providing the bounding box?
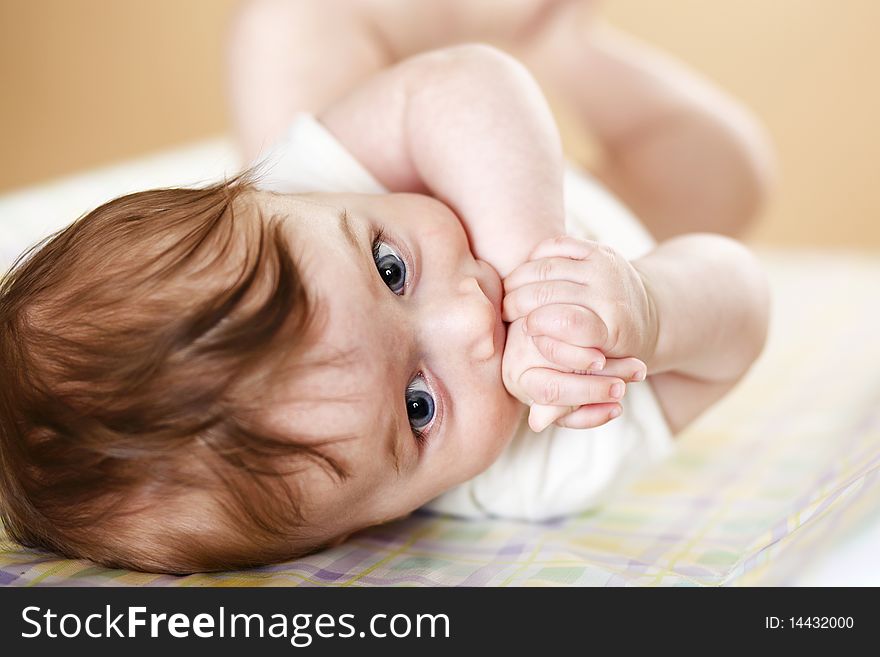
[1,0,878,248]
[0,0,237,188]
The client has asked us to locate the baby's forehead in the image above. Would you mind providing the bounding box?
[265,340,397,447]
[250,189,352,234]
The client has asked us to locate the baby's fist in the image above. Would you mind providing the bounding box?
[502,235,658,362]
[502,316,646,432]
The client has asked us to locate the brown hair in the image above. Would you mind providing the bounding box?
[0,171,348,573]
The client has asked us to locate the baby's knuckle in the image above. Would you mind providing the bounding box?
[551,235,571,249]
[550,310,567,332]
[582,381,598,404]
[578,237,598,249]
[573,353,594,373]
[536,258,554,282]
[554,311,574,335]
[569,308,589,333]
[541,378,562,405]
[541,337,559,362]
[597,246,619,269]
[535,281,555,307]
[596,243,615,259]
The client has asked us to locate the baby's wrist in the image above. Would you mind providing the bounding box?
[492,225,567,279]
[631,260,661,368]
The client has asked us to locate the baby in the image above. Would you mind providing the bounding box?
[0,1,771,573]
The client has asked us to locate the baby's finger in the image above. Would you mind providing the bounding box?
[531,337,646,381]
[589,356,647,382]
[503,256,592,294]
[519,367,626,407]
[528,403,573,433]
[528,235,603,262]
[524,303,608,348]
[531,336,606,373]
[502,281,591,323]
[555,403,623,430]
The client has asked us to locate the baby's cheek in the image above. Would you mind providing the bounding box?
[489,394,525,461]
[431,370,523,489]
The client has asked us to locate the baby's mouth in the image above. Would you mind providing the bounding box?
[473,259,505,359]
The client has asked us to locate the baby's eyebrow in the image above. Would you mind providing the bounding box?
[335,207,376,284]
[384,410,403,476]
[337,207,360,252]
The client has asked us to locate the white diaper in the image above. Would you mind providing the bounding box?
[256,112,675,521]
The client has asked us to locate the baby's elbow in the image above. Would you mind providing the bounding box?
[429,43,520,73]
[748,264,771,368]
[731,237,772,367]
[696,233,772,370]
[417,43,537,95]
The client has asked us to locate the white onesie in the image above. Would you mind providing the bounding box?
[256,112,675,522]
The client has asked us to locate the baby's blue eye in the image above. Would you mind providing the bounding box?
[406,377,435,433]
[372,239,407,295]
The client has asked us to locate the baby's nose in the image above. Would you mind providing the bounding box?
[443,275,497,362]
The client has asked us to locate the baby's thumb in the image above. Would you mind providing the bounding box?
[528,403,572,433]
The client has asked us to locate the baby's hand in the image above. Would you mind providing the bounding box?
[503,235,658,364]
[501,235,657,431]
[502,315,647,432]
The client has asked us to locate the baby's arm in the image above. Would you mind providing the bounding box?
[318,44,566,278]
[630,234,770,432]
[523,15,775,240]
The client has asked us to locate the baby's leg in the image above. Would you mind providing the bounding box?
[228,0,772,238]
[516,3,775,239]
[226,0,566,163]
[227,0,390,163]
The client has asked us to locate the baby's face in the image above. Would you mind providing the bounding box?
[252,190,523,538]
